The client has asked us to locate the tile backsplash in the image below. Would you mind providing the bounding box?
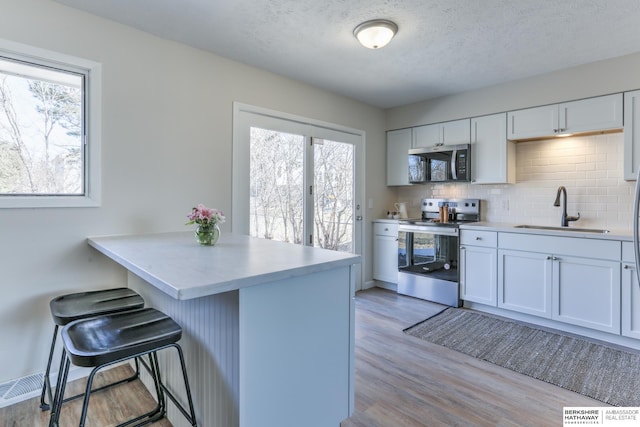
[395,132,636,232]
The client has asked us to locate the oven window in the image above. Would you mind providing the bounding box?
[398,231,409,268]
[400,231,458,282]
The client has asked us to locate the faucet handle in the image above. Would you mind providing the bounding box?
[567,212,581,223]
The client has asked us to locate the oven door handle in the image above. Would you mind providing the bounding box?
[398,224,459,236]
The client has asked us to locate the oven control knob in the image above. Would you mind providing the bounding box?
[444,263,451,270]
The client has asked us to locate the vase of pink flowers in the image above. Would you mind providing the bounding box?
[186,204,226,246]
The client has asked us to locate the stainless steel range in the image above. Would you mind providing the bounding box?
[397,198,480,306]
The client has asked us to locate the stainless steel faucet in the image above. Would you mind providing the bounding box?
[553,186,580,227]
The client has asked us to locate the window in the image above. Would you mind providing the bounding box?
[0,39,101,208]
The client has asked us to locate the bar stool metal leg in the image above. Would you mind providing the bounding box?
[48,354,70,427]
[39,324,59,410]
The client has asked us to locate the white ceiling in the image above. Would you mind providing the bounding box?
[53,0,640,109]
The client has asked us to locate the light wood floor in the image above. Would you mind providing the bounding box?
[1,287,602,427]
[0,365,171,427]
[343,287,602,427]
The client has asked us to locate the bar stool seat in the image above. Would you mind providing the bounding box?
[64,308,182,367]
[48,308,198,427]
[50,287,144,325]
[40,288,145,411]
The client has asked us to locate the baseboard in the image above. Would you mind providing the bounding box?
[370,280,397,292]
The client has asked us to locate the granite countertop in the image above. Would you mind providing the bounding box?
[88,231,361,300]
[460,221,633,241]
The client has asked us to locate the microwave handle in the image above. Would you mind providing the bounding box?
[450,149,458,180]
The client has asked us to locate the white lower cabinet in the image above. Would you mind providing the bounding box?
[622,242,640,339]
[552,256,620,334]
[460,230,497,306]
[498,249,552,318]
[373,222,398,284]
[496,232,621,334]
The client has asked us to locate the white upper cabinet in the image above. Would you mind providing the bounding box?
[507,104,558,140]
[386,128,412,186]
[412,118,470,148]
[624,90,640,181]
[471,113,515,184]
[507,93,623,140]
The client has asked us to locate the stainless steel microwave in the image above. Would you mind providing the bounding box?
[408,144,470,183]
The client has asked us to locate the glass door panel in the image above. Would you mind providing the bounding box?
[312,138,355,252]
[249,127,304,244]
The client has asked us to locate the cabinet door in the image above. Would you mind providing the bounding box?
[412,123,440,148]
[386,128,412,186]
[460,245,497,306]
[471,113,515,184]
[373,234,398,284]
[498,249,552,318]
[622,263,640,339]
[624,90,640,181]
[552,256,620,334]
[559,93,622,135]
[507,105,558,140]
[441,118,471,145]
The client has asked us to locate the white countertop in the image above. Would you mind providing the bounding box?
[88,231,361,300]
[461,221,633,241]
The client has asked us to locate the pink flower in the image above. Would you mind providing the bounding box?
[186,204,226,227]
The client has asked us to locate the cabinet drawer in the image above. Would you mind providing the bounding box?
[374,222,398,237]
[499,232,620,260]
[461,230,497,247]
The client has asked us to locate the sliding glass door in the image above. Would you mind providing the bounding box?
[247,129,358,253]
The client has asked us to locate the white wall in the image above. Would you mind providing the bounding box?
[386,52,640,130]
[0,0,389,382]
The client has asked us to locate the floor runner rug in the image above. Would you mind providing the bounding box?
[405,308,640,407]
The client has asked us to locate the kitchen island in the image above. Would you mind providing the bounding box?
[88,231,360,427]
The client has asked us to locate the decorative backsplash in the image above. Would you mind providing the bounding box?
[395,133,635,232]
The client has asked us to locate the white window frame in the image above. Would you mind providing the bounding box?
[0,38,101,208]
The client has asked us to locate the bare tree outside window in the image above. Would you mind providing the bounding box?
[249,128,354,253]
[313,139,353,252]
[0,58,83,196]
[250,127,304,243]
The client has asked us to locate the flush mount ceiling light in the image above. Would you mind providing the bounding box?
[353,19,398,49]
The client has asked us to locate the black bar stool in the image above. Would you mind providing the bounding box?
[48,308,198,427]
[40,288,145,411]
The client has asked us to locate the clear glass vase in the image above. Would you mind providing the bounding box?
[195,224,220,246]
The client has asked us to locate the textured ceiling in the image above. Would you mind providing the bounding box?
[52,0,640,108]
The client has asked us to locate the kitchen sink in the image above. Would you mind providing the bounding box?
[514,225,610,234]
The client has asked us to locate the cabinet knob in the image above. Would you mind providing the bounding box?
[475,236,482,240]
[546,256,552,260]
[460,246,466,250]
[625,264,636,270]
